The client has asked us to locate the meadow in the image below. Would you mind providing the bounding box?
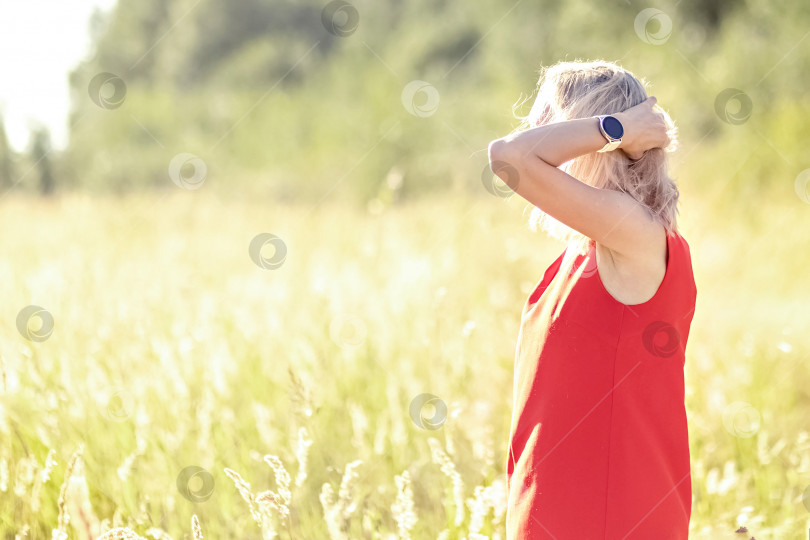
[0,185,809,539]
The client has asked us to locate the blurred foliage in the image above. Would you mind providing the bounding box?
[0,114,14,191]
[15,0,807,206]
[29,127,55,196]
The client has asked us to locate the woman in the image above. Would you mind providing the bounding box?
[488,59,697,539]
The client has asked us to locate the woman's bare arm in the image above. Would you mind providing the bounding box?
[487,96,670,259]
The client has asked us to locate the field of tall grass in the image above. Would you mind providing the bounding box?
[1,187,809,539]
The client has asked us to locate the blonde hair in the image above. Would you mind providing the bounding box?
[510,59,681,257]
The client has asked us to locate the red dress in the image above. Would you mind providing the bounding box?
[506,232,697,539]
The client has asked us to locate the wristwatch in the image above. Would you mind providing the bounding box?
[595,115,624,152]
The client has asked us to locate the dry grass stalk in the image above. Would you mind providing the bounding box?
[391,470,417,540]
[466,485,488,534]
[320,459,363,540]
[224,467,278,539]
[30,449,58,514]
[223,468,262,525]
[0,457,8,493]
[427,438,465,527]
[67,456,100,540]
[336,460,362,517]
[262,455,291,518]
[319,483,341,540]
[191,515,203,539]
[294,427,313,488]
[288,367,313,419]
[255,490,284,517]
[94,528,146,540]
[52,446,84,540]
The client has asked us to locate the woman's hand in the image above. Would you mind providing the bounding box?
[614,96,670,160]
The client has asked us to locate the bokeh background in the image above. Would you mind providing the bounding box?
[1,0,810,538]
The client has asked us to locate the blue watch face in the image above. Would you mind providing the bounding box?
[603,116,624,139]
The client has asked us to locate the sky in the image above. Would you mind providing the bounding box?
[0,0,117,152]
